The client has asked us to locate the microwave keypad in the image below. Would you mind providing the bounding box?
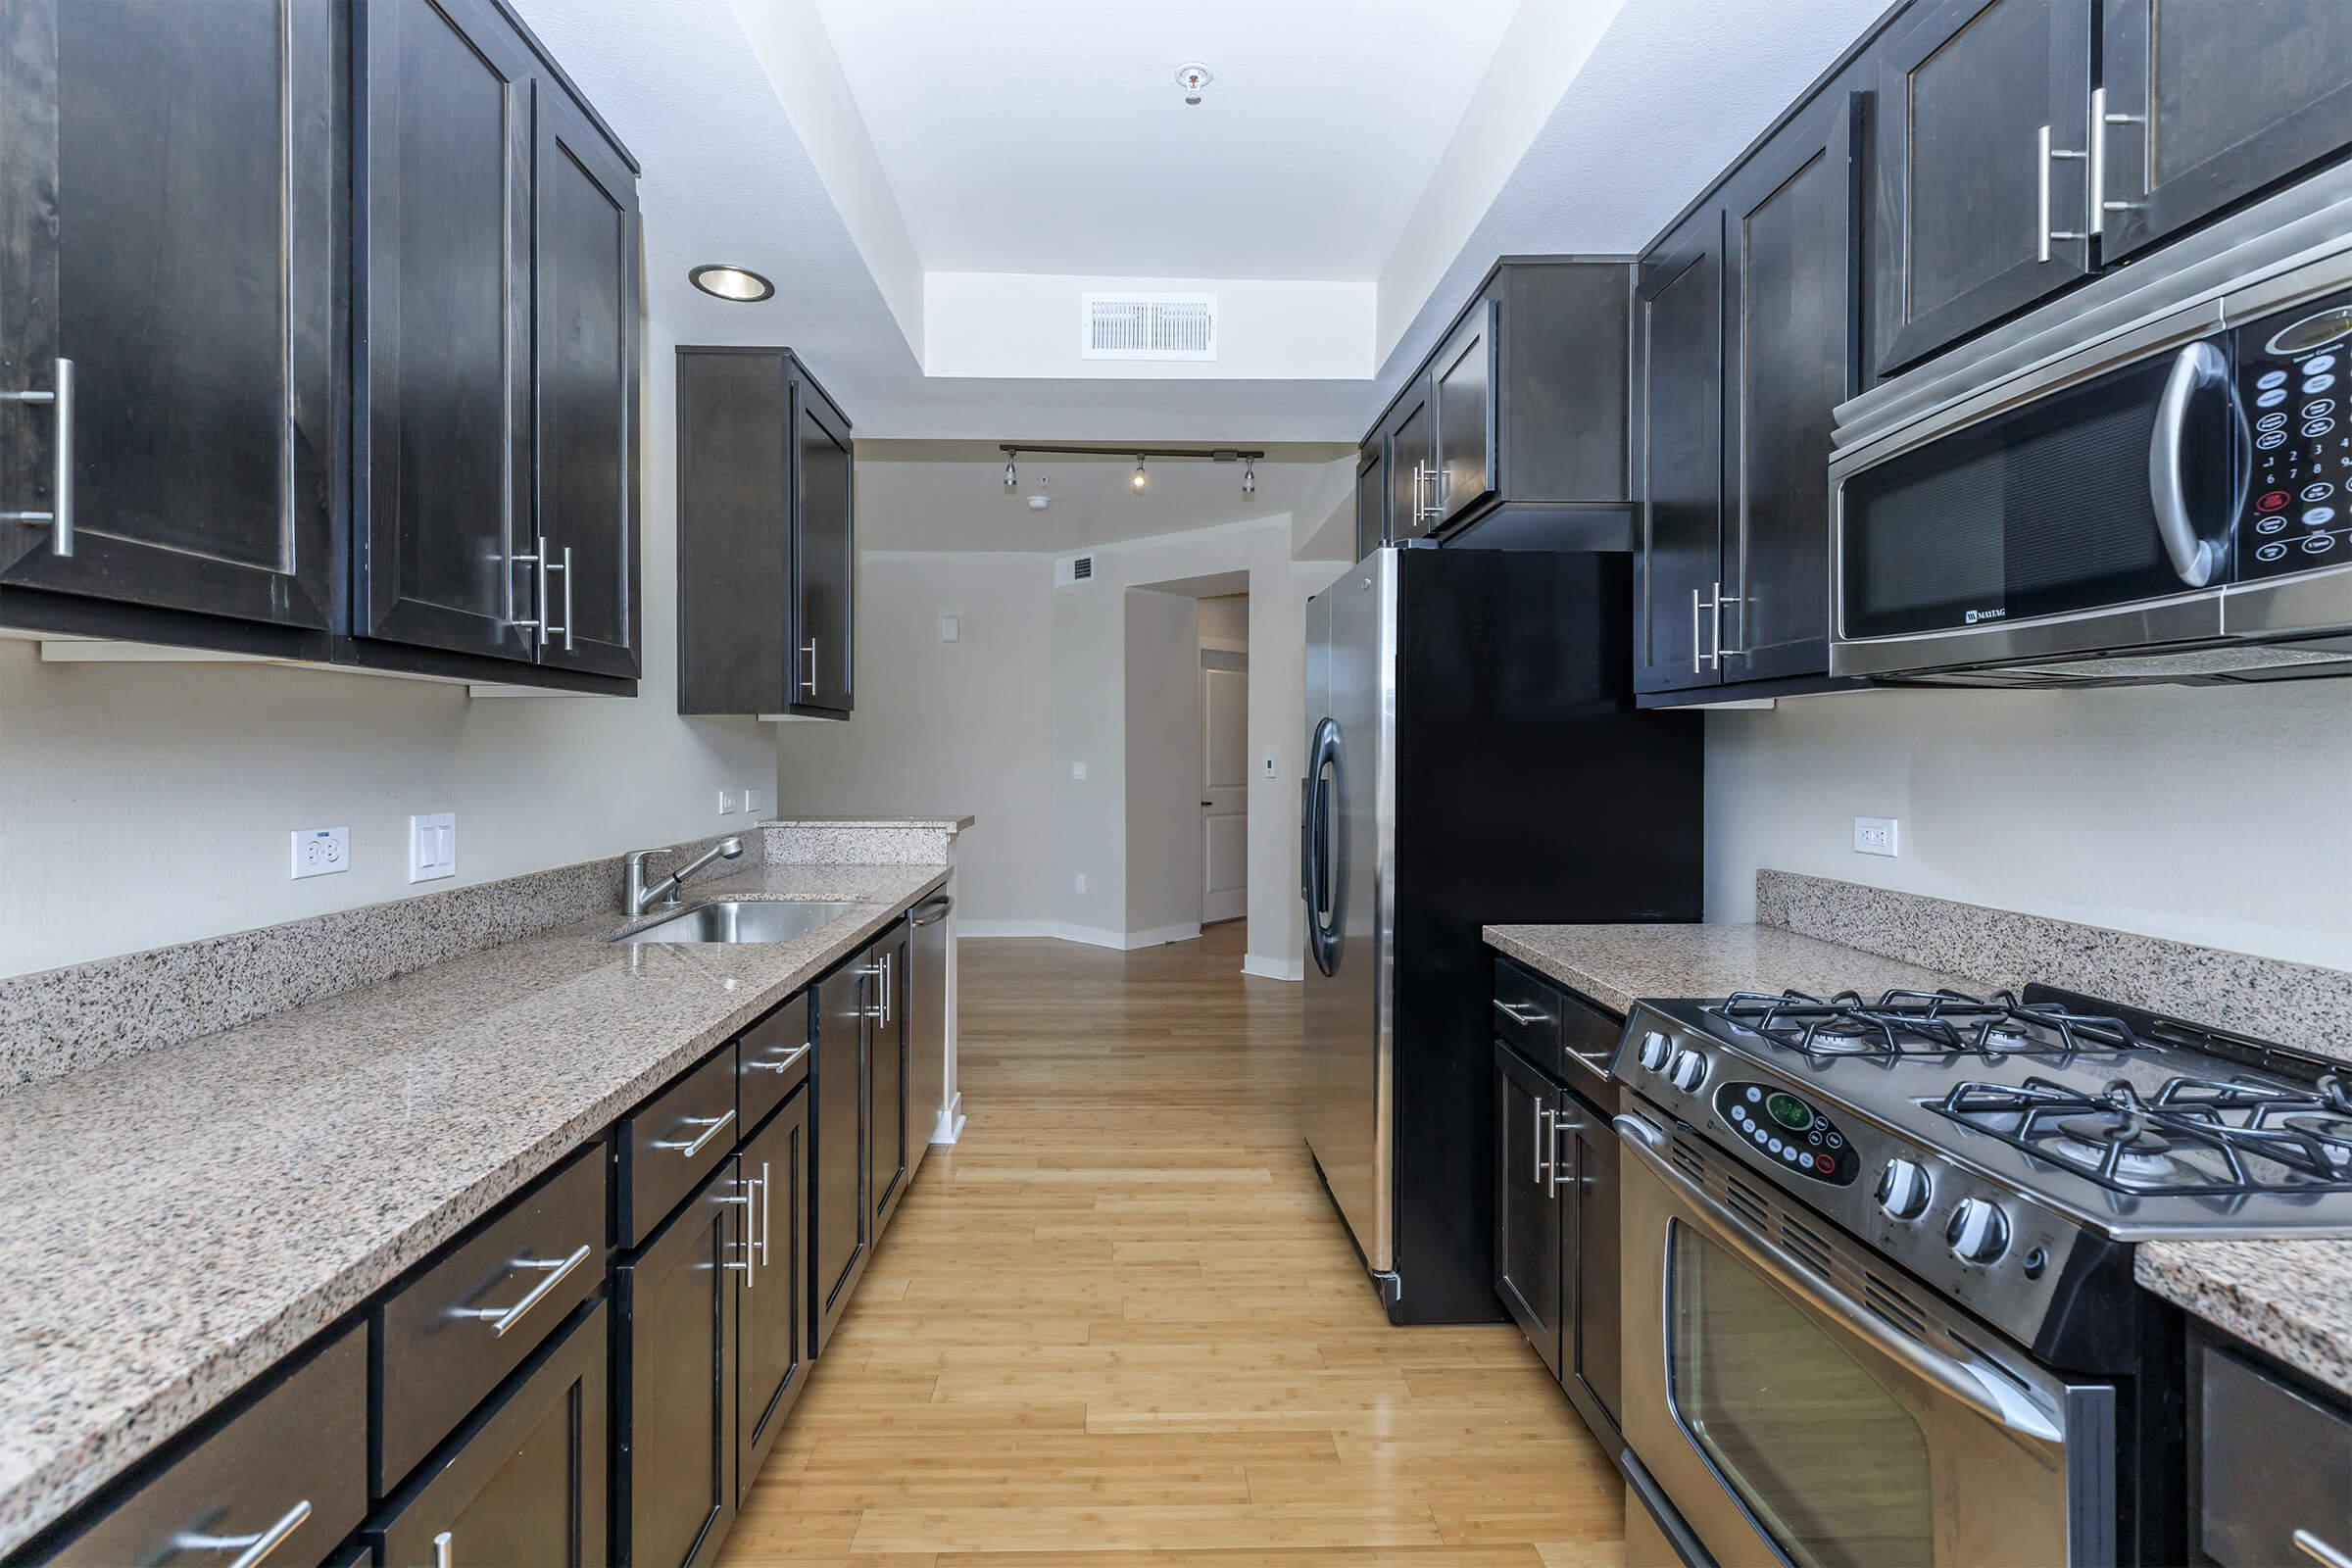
[2241,300,2352,579]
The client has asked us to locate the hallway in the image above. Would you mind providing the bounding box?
[724,923,1623,1566]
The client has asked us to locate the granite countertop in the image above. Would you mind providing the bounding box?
[760,814,976,830]
[1485,918,2352,1400]
[0,860,950,1555]
[1483,920,1990,1016]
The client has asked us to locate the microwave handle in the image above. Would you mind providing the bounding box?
[2148,341,2236,588]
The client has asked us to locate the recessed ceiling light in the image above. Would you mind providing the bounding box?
[690,265,774,303]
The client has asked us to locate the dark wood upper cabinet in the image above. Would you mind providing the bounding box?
[2098,0,2352,262]
[0,0,334,628]
[356,0,536,662]
[1383,385,1437,542]
[676,348,855,716]
[1633,209,1726,696]
[1352,442,1386,560]
[1432,299,1497,524]
[794,380,855,713]
[1721,93,1860,684]
[1872,0,2092,376]
[533,82,642,679]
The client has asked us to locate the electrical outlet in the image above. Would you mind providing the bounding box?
[1075,872,1088,895]
[717,789,739,816]
[291,826,350,879]
[1070,760,1087,780]
[744,787,768,816]
[408,812,456,883]
[1853,816,1899,858]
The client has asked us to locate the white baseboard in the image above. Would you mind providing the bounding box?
[929,1092,965,1145]
[1241,953,1303,982]
[959,919,1201,952]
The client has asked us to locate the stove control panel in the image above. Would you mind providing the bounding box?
[2238,290,2352,578]
[1713,1082,1859,1185]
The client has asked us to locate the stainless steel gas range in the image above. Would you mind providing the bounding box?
[1611,984,2352,1568]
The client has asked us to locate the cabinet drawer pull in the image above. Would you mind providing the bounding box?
[175,1497,311,1568]
[745,1044,810,1074]
[1493,1000,1547,1026]
[654,1108,735,1157]
[2298,1531,2352,1568]
[451,1243,593,1338]
[1,357,74,559]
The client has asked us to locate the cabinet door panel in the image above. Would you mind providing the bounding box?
[533,86,639,677]
[813,961,868,1353]
[1634,209,1725,695]
[358,0,534,661]
[1384,391,1435,541]
[1723,94,1858,684]
[1874,0,2091,374]
[1,0,333,625]
[869,929,910,1235]
[1433,298,1497,525]
[1569,1106,1622,1427]
[616,1160,739,1568]
[1493,1045,1562,1379]
[676,351,790,713]
[738,1093,808,1493]
[1353,443,1385,559]
[793,385,854,711]
[2101,0,2352,260]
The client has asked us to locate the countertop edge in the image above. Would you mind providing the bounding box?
[0,866,950,1556]
[2136,1239,2352,1400]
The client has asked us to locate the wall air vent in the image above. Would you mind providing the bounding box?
[1082,292,1217,362]
[1055,554,1096,586]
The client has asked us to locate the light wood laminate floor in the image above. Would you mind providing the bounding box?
[723,921,1624,1567]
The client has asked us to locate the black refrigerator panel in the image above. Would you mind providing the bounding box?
[1388,547,1702,1324]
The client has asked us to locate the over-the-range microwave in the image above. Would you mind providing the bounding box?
[1830,236,2352,687]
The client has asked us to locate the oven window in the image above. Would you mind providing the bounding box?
[1839,346,2235,639]
[1668,1225,1934,1568]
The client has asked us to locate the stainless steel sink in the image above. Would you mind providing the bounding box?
[615,901,859,944]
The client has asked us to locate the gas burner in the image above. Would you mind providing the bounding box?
[1928,1074,2352,1197]
[1713,988,2147,1064]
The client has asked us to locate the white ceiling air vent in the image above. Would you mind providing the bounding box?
[1082,292,1217,362]
[1055,554,1096,586]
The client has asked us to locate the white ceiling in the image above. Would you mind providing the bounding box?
[856,444,1353,555]
[809,0,1519,279]
[514,0,1890,443]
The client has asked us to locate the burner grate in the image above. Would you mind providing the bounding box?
[1926,1073,2352,1196]
[1713,988,2148,1063]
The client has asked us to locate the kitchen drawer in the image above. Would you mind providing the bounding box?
[737,991,812,1134]
[618,1044,739,1248]
[374,1142,606,1494]
[1492,959,1566,1079]
[2199,1345,2352,1568]
[43,1326,366,1567]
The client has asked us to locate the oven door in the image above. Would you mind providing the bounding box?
[1615,1110,2115,1568]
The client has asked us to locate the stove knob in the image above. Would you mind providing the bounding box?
[1666,1049,1709,1094]
[1637,1030,1674,1073]
[1875,1158,1933,1221]
[1945,1198,2012,1265]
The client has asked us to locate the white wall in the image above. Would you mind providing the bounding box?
[773,552,1055,925]
[1198,593,1250,651]
[1122,590,1203,941]
[1705,682,2352,971]
[0,316,775,979]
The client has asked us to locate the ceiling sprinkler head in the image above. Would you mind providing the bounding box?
[1176,63,1212,106]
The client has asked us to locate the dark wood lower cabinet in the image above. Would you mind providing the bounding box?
[369,1299,608,1568]
[1560,1094,1623,1432]
[1494,1044,1565,1379]
[869,927,910,1239]
[615,1159,741,1567]
[812,959,869,1356]
[737,1091,810,1495]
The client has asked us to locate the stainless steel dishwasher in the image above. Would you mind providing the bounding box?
[906,893,953,1177]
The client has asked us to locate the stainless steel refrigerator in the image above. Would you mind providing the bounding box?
[1300,545,1703,1324]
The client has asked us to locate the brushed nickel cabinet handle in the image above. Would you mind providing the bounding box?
[175,1497,311,1568]
[2296,1530,2352,1568]
[655,1108,735,1157]
[2037,123,2087,263]
[1,357,74,558]
[802,638,818,695]
[1532,1103,1554,1189]
[433,1529,454,1568]
[450,1243,593,1337]
[745,1043,810,1074]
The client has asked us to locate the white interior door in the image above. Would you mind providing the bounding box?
[1200,659,1249,924]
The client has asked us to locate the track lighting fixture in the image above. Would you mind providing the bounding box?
[1242,459,1255,496]
[1004,453,1018,490]
[1132,457,1148,491]
[991,444,1263,498]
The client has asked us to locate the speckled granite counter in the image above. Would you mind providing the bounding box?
[2138,1241,2352,1396]
[1483,920,1989,1017]
[0,860,948,1555]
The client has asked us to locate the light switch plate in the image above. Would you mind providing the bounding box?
[1853,816,1899,858]
[1070,760,1087,780]
[1262,752,1278,779]
[939,614,960,643]
[744,787,768,816]
[292,826,350,879]
[408,812,456,883]
[717,790,740,816]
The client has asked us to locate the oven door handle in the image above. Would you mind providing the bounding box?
[2148,340,2235,589]
[1612,1114,2064,1446]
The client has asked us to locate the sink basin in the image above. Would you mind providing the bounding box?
[616,901,860,944]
